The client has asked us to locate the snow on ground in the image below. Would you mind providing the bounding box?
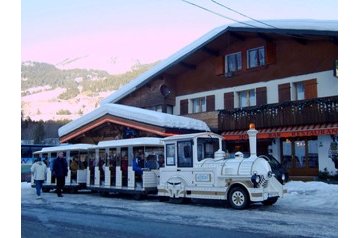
[21,181,338,238]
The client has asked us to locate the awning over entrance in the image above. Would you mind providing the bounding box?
[222,123,338,141]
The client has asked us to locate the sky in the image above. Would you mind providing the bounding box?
[21,0,338,74]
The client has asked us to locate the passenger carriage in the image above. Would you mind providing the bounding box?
[32,144,96,192]
[87,137,164,196]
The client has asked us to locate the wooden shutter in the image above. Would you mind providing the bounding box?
[304,79,318,99]
[215,56,224,76]
[206,95,215,112]
[180,99,188,115]
[224,92,234,110]
[278,83,291,103]
[256,87,267,106]
[266,41,276,65]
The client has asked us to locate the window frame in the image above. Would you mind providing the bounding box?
[225,51,242,74]
[191,97,206,113]
[165,144,176,166]
[177,140,193,168]
[237,89,256,108]
[247,46,265,69]
[294,82,305,100]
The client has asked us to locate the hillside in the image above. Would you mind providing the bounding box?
[21,61,157,121]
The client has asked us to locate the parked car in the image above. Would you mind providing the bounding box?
[258,154,289,184]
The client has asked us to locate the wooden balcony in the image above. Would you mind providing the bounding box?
[218,96,338,131]
[184,111,220,132]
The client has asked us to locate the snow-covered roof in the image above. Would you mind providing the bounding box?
[101,19,337,104]
[34,143,96,154]
[97,137,163,148]
[162,132,223,142]
[58,104,210,137]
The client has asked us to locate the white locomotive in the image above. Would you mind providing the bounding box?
[158,124,285,209]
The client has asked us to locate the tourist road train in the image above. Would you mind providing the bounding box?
[32,125,286,209]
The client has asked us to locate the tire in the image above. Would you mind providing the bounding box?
[42,188,50,193]
[169,197,184,204]
[262,197,279,206]
[228,187,249,210]
[159,196,169,202]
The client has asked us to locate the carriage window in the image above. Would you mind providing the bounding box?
[178,141,193,167]
[197,138,219,161]
[166,144,176,166]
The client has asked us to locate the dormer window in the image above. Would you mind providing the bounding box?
[247,46,265,69]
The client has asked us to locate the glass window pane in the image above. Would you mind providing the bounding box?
[296,83,305,100]
[166,144,176,166]
[193,99,199,113]
[308,140,318,168]
[227,54,236,72]
[239,91,247,107]
[248,50,257,68]
[282,140,292,169]
[178,141,193,167]
[249,89,256,106]
[294,141,306,168]
[166,105,173,114]
[201,98,206,112]
[236,53,242,70]
[259,47,265,65]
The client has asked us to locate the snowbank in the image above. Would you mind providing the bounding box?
[280,181,338,210]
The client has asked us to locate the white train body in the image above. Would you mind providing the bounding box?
[32,126,285,209]
[158,127,285,209]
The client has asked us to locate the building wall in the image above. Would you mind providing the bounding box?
[174,70,337,115]
[174,38,337,97]
[118,34,337,113]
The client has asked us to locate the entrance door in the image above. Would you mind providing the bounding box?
[281,139,319,177]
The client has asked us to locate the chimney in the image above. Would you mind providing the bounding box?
[247,123,258,157]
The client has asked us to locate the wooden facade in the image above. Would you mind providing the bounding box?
[114,30,337,132]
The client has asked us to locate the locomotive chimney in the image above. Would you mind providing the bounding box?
[247,123,258,157]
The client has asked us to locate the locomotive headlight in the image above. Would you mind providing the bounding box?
[281,173,286,182]
[251,174,261,188]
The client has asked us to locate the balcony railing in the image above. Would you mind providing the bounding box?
[218,96,338,131]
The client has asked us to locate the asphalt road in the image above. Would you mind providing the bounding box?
[22,201,294,238]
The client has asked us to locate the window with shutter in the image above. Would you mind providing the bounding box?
[304,79,317,99]
[180,99,188,115]
[256,87,267,106]
[206,95,215,112]
[224,92,234,110]
[278,83,291,103]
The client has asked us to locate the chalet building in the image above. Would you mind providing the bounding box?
[60,20,338,179]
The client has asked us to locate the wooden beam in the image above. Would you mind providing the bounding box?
[257,33,273,42]
[289,34,308,45]
[179,62,196,70]
[202,47,219,57]
[229,32,246,41]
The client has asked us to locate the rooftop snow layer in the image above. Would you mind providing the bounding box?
[101,19,337,104]
[97,137,163,148]
[58,104,210,137]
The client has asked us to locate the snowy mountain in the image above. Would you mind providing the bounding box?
[21,61,158,121]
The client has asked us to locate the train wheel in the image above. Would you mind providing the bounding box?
[228,187,249,210]
[169,197,184,204]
